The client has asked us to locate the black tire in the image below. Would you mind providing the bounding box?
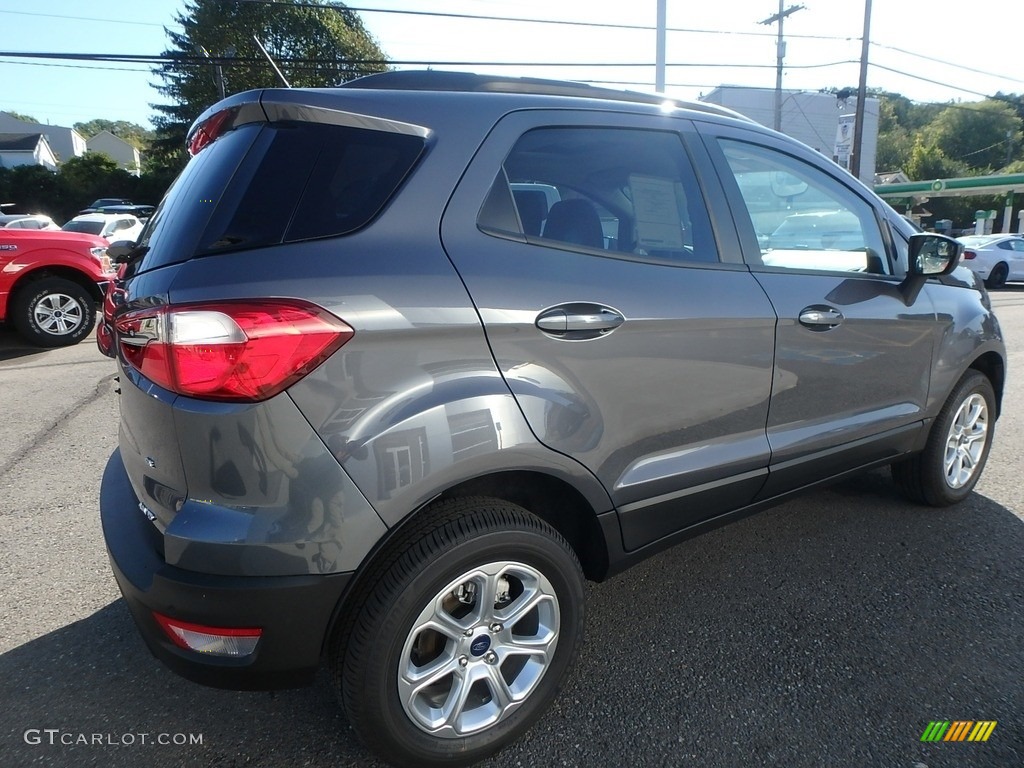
[985,262,1008,289]
[11,277,95,347]
[334,496,585,768]
[892,370,995,506]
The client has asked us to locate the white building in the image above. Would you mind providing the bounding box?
[0,133,59,172]
[700,86,879,185]
[86,130,142,175]
[0,112,85,165]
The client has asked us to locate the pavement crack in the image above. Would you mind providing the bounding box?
[0,373,117,481]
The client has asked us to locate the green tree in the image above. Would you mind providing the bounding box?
[926,100,1022,172]
[875,98,914,171]
[150,0,389,176]
[3,110,38,122]
[57,153,137,219]
[905,136,966,181]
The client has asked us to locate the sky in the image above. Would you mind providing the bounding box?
[1,0,1023,132]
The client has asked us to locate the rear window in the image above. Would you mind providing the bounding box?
[63,221,103,235]
[134,121,424,274]
[199,121,425,254]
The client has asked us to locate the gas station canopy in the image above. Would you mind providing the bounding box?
[875,173,1024,201]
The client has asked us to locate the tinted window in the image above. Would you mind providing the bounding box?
[199,122,425,253]
[134,123,262,273]
[479,127,717,265]
[719,140,889,274]
[63,221,103,235]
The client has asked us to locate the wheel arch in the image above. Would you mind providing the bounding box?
[9,265,105,307]
[323,467,614,661]
[968,350,1005,418]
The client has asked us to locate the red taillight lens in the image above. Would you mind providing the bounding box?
[188,108,235,156]
[962,250,976,260]
[115,299,352,402]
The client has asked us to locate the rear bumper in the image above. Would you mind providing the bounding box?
[100,449,352,690]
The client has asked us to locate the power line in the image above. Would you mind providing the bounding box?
[0,59,151,73]
[0,9,168,28]
[239,0,853,40]
[870,62,1004,101]
[0,50,856,70]
[870,42,1024,88]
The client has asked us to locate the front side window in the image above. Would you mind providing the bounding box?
[720,139,889,275]
[479,127,717,265]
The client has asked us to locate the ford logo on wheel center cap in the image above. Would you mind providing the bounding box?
[470,635,491,656]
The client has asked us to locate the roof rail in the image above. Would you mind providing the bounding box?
[341,70,752,122]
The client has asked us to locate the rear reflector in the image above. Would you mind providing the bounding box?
[154,612,261,657]
[115,299,353,402]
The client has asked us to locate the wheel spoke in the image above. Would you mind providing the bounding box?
[441,664,485,730]
[484,664,514,711]
[403,649,459,689]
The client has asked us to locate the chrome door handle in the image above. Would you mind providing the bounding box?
[536,305,624,337]
[798,306,844,330]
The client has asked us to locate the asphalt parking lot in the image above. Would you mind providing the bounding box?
[1,289,1022,768]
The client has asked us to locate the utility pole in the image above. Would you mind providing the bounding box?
[850,0,872,179]
[197,46,226,100]
[655,0,667,93]
[760,2,805,132]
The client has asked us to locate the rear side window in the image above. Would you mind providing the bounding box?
[134,120,425,273]
[199,122,425,253]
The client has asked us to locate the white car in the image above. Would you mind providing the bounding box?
[61,212,143,243]
[956,234,1024,288]
[0,214,60,231]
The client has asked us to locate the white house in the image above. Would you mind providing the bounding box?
[700,86,880,185]
[86,130,142,175]
[0,112,86,165]
[0,133,59,172]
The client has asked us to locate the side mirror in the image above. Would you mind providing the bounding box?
[907,233,961,277]
[769,171,808,198]
[106,240,137,264]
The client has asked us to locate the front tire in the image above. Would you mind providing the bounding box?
[985,262,1008,289]
[892,370,995,506]
[335,497,585,768]
[11,277,95,347]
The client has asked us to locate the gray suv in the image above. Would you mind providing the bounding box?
[99,71,1005,767]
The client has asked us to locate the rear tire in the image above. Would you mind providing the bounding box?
[985,262,1008,289]
[11,277,95,347]
[892,370,995,506]
[334,496,585,768]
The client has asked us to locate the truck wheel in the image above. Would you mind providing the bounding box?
[892,370,995,506]
[334,497,585,767]
[12,277,95,347]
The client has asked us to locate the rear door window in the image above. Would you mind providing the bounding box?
[478,127,718,265]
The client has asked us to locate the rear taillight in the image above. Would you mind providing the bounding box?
[115,299,352,402]
[962,250,976,260]
[153,612,261,657]
[188,107,235,156]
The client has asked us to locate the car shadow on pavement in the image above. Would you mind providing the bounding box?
[0,326,51,362]
[1,475,1021,768]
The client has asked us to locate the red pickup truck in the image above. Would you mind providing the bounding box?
[0,229,117,347]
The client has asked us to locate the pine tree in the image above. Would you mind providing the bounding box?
[149,0,389,175]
